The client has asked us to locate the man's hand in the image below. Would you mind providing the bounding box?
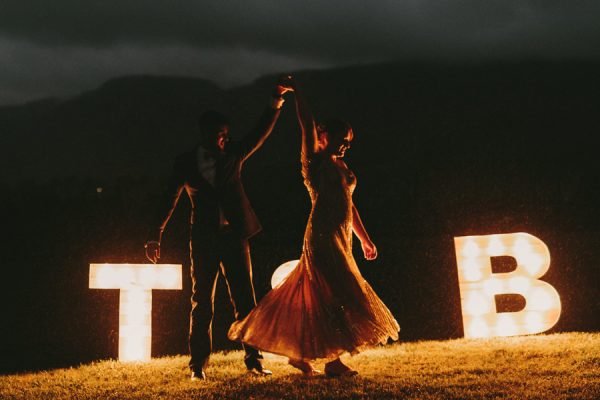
[145,241,161,264]
[361,239,378,261]
[275,74,295,96]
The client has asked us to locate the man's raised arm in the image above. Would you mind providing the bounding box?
[236,76,294,161]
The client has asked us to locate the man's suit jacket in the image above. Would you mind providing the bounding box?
[153,106,281,241]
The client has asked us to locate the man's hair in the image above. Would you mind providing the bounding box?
[198,110,229,136]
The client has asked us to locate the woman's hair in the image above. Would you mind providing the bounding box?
[317,118,353,141]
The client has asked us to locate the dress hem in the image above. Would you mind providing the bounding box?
[229,330,400,361]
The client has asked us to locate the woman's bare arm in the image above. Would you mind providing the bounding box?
[352,203,378,260]
[293,80,318,160]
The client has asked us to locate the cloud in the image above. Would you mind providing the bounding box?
[1,1,599,104]
[2,1,599,58]
[0,38,330,105]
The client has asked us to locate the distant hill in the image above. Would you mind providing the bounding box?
[2,61,599,183]
[1,75,223,181]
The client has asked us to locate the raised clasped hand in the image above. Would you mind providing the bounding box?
[276,74,295,95]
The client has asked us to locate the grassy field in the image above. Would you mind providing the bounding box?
[1,332,599,399]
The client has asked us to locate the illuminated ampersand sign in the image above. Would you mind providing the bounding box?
[89,264,182,362]
[454,233,561,338]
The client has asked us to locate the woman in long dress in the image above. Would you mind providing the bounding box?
[228,78,399,376]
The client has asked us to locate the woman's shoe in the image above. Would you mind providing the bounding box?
[288,359,322,376]
[324,360,358,377]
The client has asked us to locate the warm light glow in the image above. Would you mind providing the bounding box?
[461,239,481,258]
[508,276,531,293]
[487,235,506,256]
[271,260,299,288]
[465,292,492,316]
[482,277,504,296]
[467,317,491,338]
[89,263,182,362]
[454,233,561,339]
[529,287,559,311]
[496,313,518,336]
[460,258,483,282]
[525,312,544,332]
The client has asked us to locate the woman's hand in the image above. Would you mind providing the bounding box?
[361,239,378,261]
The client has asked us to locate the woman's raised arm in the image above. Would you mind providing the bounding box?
[292,80,318,163]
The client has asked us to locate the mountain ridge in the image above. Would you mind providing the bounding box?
[1,60,599,183]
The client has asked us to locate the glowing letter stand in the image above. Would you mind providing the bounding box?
[89,263,182,361]
[454,233,561,338]
[271,259,299,288]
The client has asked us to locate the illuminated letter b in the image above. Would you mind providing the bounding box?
[454,233,561,338]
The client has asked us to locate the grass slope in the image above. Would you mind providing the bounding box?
[1,332,599,400]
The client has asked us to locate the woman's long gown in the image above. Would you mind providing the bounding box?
[228,151,399,360]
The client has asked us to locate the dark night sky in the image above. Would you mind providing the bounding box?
[1,1,599,105]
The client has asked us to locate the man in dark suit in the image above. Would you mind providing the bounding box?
[145,76,292,380]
